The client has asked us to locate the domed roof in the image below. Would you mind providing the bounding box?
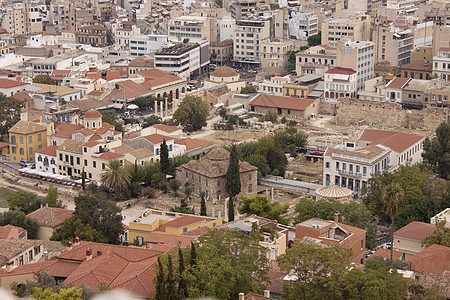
[83,110,102,119]
[211,66,238,77]
[315,185,352,199]
[205,148,230,161]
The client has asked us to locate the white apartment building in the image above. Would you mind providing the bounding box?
[35,145,58,174]
[258,75,291,96]
[321,15,371,46]
[129,35,169,56]
[433,47,450,82]
[287,10,318,40]
[233,18,272,66]
[337,40,375,90]
[114,21,141,49]
[323,129,425,194]
[168,15,211,42]
[295,44,337,77]
[49,0,74,32]
[324,67,357,101]
[217,16,236,42]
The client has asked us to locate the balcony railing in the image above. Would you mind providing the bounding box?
[337,170,365,178]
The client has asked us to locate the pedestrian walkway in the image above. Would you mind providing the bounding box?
[260,175,323,195]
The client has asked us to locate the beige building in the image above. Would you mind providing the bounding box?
[0,239,44,270]
[393,221,436,259]
[372,23,414,67]
[26,207,74,241]
[260,40,294,69]
[176,148,257,201]
[76,25,108,47]
[321,14,371,46]
[203,66,246,92]
[296,44,337,77]
[250,94,317,120]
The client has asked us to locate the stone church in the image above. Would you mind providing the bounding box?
[176,148,258,201]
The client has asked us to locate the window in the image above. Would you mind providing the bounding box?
[336,162,339,169]
[102,163,105,169]
[84,159,87,166]
[20,136,24,144]
[84,147,87,152]
[360,239,364,250]
[20,148,24,155]
[183,227,187,233]
[59,154,63,160]
[326,162,330,168]
[29,250,33,260]
[93,161,96,168]
[76,157,80,165]
[248,184,253,193]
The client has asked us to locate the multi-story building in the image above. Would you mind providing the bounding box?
[323,129,425,194]
[433,47,450,82]
[258,75,291,96]
[233,18,273,67]
[393,221,436,259]
[230,0,266,20]
[296,44,337,77]
[210,39,234,66]
[9,120,48,163]
[49,0,75,32]
[35,145,58,174]
[321,14,371,46]
[372,23,414,67]
[0,239,44,270]
[217,16,236,42]
[154,40,209,79]
[0,79,29,97]
[168,15,213,42]
[76,25,108,47]
[114,21,141,49]
[283,74,322,98]
[1,3,28,35]
[287,9,318,40]
[337,40,375,90]
[129,35,169,56]
[260,39,294,69]
[401,79,432,109]
[324,67,357,101]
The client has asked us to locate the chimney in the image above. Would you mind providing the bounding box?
[264,290,270,298]
[238,293,245,300]
[97,250,102,256]
[86,248,92,261]
[74,237,80,246]
[67,242,73,251]
[6,261,13,272]
[334,213,339,223]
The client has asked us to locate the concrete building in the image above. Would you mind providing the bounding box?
[296,44,337,77]
[321,14,371,46]
[114,21,141,49]
[258,75,291,96]
[168,15,213,42]
[401,79,432,109]
[49,0,75,32]
[129,35,169,56]
[433,47,450,82]
[260,39,294,69]
[324,67,357,101]
[230,0,266,20]
[210,39,234,65]
[0,79,29,97]
[217,16,236,42]
[176,148,257,201]
[233,18,272,67]
[372,23,414,67]
[76,25,108,47]
[9,120,48,163]
[336,40,374,90]
[35,145,59,174]
[287,9,318,40]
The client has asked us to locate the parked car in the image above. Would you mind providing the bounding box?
[310,150,324,156]
[19,159,29,167]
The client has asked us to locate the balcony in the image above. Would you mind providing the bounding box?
[337,169,364,178]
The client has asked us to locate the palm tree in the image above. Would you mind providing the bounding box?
[100,159,131,191]
[382,183,405,262]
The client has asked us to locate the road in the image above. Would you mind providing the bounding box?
[261,175,323,195]
[189,116,221,139]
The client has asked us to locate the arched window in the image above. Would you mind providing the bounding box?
[248,184,252,193]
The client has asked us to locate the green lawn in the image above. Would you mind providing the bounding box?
[0,187,19,208]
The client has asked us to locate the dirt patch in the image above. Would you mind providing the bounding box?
[199,129,267,146]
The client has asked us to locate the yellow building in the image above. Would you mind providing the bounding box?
[128,209,222,244]
[0,40,9,55]
[393,221,436,259]
[9,120,47,162]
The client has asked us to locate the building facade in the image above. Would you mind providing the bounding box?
[9,120,48,163]
[324,67,357,101]
[260,39,294,69]
[433,47,450,82]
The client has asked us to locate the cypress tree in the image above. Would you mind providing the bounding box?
[178,248,188,298]
[160,139,171,175]
[200,192,206,216]
[155,256,165,300]
[166,255,176,299]
[226,144,241,222]
[190,241,197,268]
[81,167,86,190]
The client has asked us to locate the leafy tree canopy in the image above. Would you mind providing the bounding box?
[0,94,22,135]
[239,194,290,225]
[0,210,39,239]
[307,32,321,47]
[101,111,124,132]
[422,122,450,179]
[142,115,162,128]
[32,74,56,85]
[50,216,105,243]
[240,86,257,94]
[173,95,209,132]
[422,221,450,247]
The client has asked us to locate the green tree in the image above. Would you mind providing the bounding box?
[218,106,227,121]
[31,287,83,300]
[73,192,123,244]
[173,95,209,132]
[50,216,104,243]
[226,145,241,222]
[0,94,22,135]
[81,167,86,190]
[422,122,450,179]
[100,159,131,192]
[307,32,321,47]
[240,86,257,94]
[190,241,197,267]
[160,139,171,175]
[7,191,41,214]
[200,192,207,216]
[239,194,289,225]
[155,256,166,300]
[42,185,64,208]
[142,115,162,128]
[133,96,152,110]
[264,108,278,122]
[382,183,405,261]
[32,75,56,85]
[422,221,450,247]
[166,255,177,299]
[287,50,300,72]
[0,210,39,239]
[101,111,124,132]
[178,247,188,298]
[170,179,181,196]
[277,243,351,299]
[273,127,308,150]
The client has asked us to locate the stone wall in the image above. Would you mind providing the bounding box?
[318,99,337,115]
[334,98,449,132]
[416,272,450,298]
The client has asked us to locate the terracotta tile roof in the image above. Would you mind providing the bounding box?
[145,231,196,247]
[0,142,9,148]
[386,77,410,89]
[12,91,32,102]
[102,122,115,129]
[137,68,184,88]
[143,133,174,145]
[0,225,26,239]
[83,141,102,148]
[94,127,110,134]
[68,98,115,112]
[370,248,404,260]
[27,207,74,228]
[107,71,121,81]
[35,145,59,156]
[56,123,84,131]
[103,88,138,101]
[250,94,314,111]
[83,110,102,119]
[0,259,78,279]
[129,58,154,67]
[120,21,136,25]
[325,67,356,75]
[88,90,104,96]
[116,28,132,31]
[88,134,102,141]
[112,144,135,155]
[77,128,95,136]
[264,264,286,295]
[400,62,432,72]
[129,148,154,159]
[95,152,124,160]
[0,78,27,88]
[150,123,182,133]
[0,239,43,261]
[183,226,211,236]
[438,47,450,52]
[211,66,238,77]
[54,129,74,139]
[394,221,436,241]
[406,244,450,275]
[58,140,84,154]
[8,120,46,134]
[85,72,102,80]
[163,216,206,228]
[359,129,424,153]
[116,80,149,96]
[175,138,215,151]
